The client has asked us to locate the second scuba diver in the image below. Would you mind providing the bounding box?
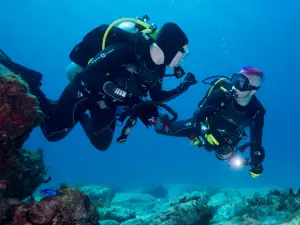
[0,16,197,151]
[155,66,266,179]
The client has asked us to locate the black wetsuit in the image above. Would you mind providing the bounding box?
[67,25,187,150]
[155,87,266,164]
[0,25,192,151]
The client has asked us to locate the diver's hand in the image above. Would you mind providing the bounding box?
[133,100,159,127]
[155,115,173,134]
[177,72,197,92]
[249,163,263,178]
[125,94,144,107]
[250,146,265,165]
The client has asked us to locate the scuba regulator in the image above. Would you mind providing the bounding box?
[135,14,158,38]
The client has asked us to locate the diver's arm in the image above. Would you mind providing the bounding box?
[249,109,266,165]
[149,72,196,103]
[149,77,182,103]
[155,117,200,137]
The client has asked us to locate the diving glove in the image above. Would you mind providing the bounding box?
[249,164,263,178]
[133,101,159,127]
[177,72,197,92]
[250,146,265,165]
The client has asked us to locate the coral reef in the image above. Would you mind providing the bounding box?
[95,186,217,225]
[91,185,300,225]
[0,69,45,200]
[144,196,214,225]
[1,148,50,200]
[76,184,116,208]
[0,188,100,225]
[0,70,42,151]
[0,69,102,224]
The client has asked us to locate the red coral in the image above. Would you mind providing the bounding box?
[0,72,41,144]
[0,70,45,200]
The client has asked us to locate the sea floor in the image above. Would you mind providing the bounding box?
[32,184,300,225]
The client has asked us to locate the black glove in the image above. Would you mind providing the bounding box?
[177,72,197,92]
[133,101,159,127]
[174,66,185,78]
[249,147,265,178]
[249,163,264,178]
[250,146,265,165]
[125,94,144,107]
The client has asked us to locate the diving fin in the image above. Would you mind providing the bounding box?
[0,48,42,89]
[0,48,12,62]
[0,48,53,115]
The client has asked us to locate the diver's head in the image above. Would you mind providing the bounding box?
[231,66,264,100]
[155,22,189,68]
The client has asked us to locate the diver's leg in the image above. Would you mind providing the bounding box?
[40,77,91,141]
[0,49,90,141]
[0,49,43,94]
[155,117,200,137]
[80,105,116,151]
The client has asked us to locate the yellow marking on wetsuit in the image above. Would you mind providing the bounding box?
[220,86,227,92]
[250,171,260,178]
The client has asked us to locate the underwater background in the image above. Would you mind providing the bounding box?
[1,0,300,192]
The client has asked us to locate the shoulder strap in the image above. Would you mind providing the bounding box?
[247,96,266,119]
[198,77,232,108]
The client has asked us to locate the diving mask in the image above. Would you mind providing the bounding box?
[231,73,260,92]
[179,47,191,65]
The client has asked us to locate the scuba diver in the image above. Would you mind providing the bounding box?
[155,66,266,179]
[65,15,189,150]
[0,15,197,151]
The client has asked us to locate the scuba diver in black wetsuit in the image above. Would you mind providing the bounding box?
[65,15,190,149]
[0,16,197,151]
[155,66,266,179]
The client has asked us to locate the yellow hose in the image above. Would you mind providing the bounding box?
[88,18,155,66]
[102,18,151,50]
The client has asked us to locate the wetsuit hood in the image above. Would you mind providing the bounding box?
[133,33,166,72]
[156,22,188,65]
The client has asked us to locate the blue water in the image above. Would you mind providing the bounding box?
[1,0,300,190]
